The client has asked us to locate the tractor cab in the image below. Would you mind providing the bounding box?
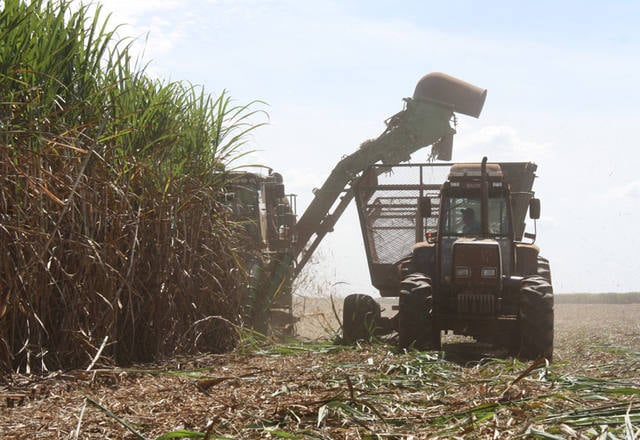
[347,158,553,360]
[436,161,515,290]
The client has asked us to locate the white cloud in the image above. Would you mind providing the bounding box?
[92,0,187,66]
[96,0,181,21]
[538,215,558,228]
[604,180,640,201]
[454,125,550,162]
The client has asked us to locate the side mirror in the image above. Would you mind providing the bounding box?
[418,197,432,218]
[529,198,540,220]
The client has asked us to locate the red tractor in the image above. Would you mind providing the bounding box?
[343,158,553,360]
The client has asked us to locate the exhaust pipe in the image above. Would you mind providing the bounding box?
[413,72,487,118]
[481,156,490,238]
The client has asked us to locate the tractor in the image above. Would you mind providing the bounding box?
[343,158,554,360]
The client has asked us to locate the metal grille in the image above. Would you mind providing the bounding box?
[457,293,495,314]
[356,164,452,265]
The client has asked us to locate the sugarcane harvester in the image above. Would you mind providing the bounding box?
[234,72,489,334]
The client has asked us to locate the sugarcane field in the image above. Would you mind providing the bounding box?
[1,1,639,439]
[2,298,640,439]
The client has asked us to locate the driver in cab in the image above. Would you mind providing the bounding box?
[461,207,481,235]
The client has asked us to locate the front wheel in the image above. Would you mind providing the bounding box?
[519,275,554,360]
[398,273,440,350]
[342,294,381,344]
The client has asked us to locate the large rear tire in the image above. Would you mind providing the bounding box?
[537,256,552,285]
[342,294,381,344]
[519,275,554,360]
[398,273,440,350]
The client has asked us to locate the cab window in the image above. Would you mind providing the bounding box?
[442,195,511,236]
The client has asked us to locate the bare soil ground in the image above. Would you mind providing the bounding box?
[1,301,639,439]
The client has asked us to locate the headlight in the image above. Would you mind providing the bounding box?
[455,266,470,278]
[481,267,497,278]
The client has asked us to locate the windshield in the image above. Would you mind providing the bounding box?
[441,194,511,236]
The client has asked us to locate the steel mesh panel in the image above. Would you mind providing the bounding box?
[367,190,417,264]
[357,164,450,265]
[364,189,440,264]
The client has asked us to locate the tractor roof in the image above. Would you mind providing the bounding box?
[448,163,503,180]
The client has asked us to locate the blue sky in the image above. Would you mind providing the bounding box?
[95,0,640,294]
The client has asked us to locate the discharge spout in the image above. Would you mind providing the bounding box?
[413,72,487,118]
